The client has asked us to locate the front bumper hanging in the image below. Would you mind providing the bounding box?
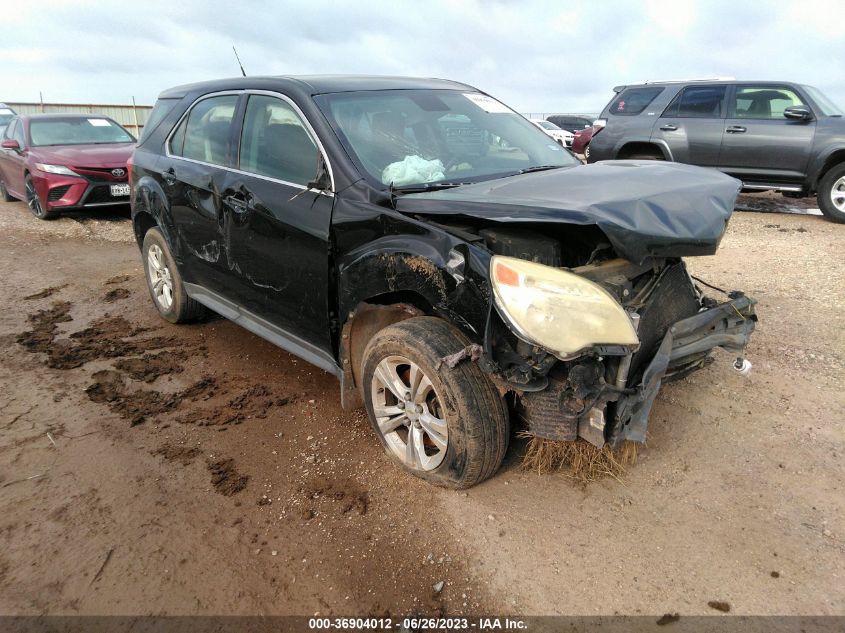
[608,293,757,446]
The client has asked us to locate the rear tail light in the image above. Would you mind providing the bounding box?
[126,154,134,193]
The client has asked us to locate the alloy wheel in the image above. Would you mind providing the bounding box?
[25,179,45,218]
[147,244,174,310]
[371,355,448,471]
[831,176,845,212]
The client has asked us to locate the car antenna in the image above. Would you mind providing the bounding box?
[232,46,247,77]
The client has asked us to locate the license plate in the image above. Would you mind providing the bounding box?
[110,184,130,197]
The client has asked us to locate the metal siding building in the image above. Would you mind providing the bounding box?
[7,102,153,137]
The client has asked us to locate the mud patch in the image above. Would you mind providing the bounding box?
[115,350,187,383]
[85,370,218,426]
[207,459,249,496]
[18,307,178,370]
[23,285,68,301]
[178,384,289,427]
[16,300,74,352]
[306,476,369,516]
[105,274,132,285]
[153,443,202,465]
[103,288,131,303]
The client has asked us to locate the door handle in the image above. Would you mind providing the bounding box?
[726,125,746,134]
[224,194,248,214]
[659,124,678,131]
[163,167,177,185]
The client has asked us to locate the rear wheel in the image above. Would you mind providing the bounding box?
[142,227,206,323]
[361,317,509,488]
[25,175,52,220]
[0,176,14,202]
[818,163,845,223]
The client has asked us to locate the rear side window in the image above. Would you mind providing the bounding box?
[608,87,663,116]
[171,95,238,166]
[139,97,179,143]
[663,86,727,118]
[238,94,319,185]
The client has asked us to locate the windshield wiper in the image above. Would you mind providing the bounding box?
[390,182,470,195]
[516,165,564,175]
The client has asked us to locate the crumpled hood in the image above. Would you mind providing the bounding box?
[395,161,742,264]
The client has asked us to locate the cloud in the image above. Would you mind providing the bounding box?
[1,0,843,115]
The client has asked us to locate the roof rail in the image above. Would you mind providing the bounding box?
[641,77,735,85]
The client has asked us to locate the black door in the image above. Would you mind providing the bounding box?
[650,85,727,166]
[221,92,334,358]
[718,84,816,184]
[163,93,240,293]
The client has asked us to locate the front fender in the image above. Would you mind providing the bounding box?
[337,235,492,341]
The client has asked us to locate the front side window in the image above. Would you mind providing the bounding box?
[608,87,663,116]
[29,117,134,146]
[238,94,319,185]
[733,86,806,119]
[315,89,577,188]
[663,86,727,118]
[174,95,238,166]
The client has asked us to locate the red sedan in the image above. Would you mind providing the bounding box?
[0,114,135,220]
[571,125,594,155]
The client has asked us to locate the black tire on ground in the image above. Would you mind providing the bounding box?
[141,227,206,323]
[25,175,53,220]
[817,163,845,223]
[361,317,509,488]
[0,177,14,202]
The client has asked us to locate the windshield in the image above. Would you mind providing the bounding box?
[29,117,135,146]
[315,89,577,188]
[803,85,843,116]
[535,120,559,130]
[0,108,14,126]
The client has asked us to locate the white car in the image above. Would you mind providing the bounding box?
[530,119,574,147]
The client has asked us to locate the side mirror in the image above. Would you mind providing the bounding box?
[784,106,812,121]
[1,139,20,150]
[306,156,332,192]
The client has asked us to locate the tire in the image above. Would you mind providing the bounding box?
[0,176,14,202]
[817,163,845,223]
[25,175,53,220]
[361,317,509,488]
[142,227,206,323]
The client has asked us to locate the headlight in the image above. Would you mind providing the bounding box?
[34,163,80,177]
[490,255,639,359]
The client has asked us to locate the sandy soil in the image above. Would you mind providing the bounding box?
[0,194,842,617]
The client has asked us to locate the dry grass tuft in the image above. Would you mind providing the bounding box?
[520,434,640,482]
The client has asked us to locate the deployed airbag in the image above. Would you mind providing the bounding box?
[382,155,445,186]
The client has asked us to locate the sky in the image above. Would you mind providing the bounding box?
[1,0,844,114]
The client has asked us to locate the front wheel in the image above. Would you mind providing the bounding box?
[361,317,509,488]
[25,175,52,220]
[818,163,845,223]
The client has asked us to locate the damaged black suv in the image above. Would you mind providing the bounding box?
[130,76,757,488]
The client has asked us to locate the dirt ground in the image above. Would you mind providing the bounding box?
[0,194,842,617]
